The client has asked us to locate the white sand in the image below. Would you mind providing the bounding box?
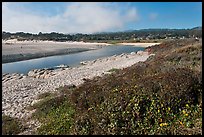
[2,40,159,56]
[2,40,111,56]
[117,42,160,47]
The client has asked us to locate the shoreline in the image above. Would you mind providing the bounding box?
[2,40,111,64]
[2,48,93,64]
[2,40,159,64]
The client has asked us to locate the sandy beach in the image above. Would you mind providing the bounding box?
[2,40,112,56]
[2,40,111,63]
[117,42,160,47]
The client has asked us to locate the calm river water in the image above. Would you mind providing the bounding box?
[2,45,145,74]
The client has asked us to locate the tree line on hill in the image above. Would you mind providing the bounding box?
[2,27,202,42]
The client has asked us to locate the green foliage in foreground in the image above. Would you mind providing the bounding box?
[31,39,202,135]
[36,101,75,135]
[28,93,75,135]
[107,68,119,73]
[2,115,24,135]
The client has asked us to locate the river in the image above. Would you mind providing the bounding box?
[2,45,145,74]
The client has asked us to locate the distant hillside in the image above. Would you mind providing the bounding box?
[2,27,202,42]
[191,26,202,30]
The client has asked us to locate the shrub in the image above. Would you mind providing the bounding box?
[2,115,25,135]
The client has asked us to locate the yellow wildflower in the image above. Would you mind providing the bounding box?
[182,110,186,114]
[159,123,162,127]
[185,113,188,117]
[160,123,168,127]
[186,104,189,108]
[168,107,171,111]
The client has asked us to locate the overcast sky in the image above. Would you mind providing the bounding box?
[2,2,202,34]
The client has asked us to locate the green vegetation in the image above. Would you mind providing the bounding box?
[30,39,202,135]
[2,115,25,135]
[28,92,75,135]
[2,27,202,42]
[35,100,75,135]
[108,68,119,73]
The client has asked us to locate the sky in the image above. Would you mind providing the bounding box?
[2,2,202,34]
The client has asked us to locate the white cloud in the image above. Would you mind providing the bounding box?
[2,2,139,34]
[149,13,158,20]
[125,8,139,22]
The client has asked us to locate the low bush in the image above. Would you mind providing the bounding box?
[2,115,25,135]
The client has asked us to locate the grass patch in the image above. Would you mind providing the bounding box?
[31,93,75,135]
[36,100,75,135]
[2,115,25,135]
[107,68,119,73]
[107,41,120,45]
[26,92,55,111]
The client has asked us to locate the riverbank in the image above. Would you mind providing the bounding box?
[2,49,154,134]
[2,40,159,63]
[2,40,111,63]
